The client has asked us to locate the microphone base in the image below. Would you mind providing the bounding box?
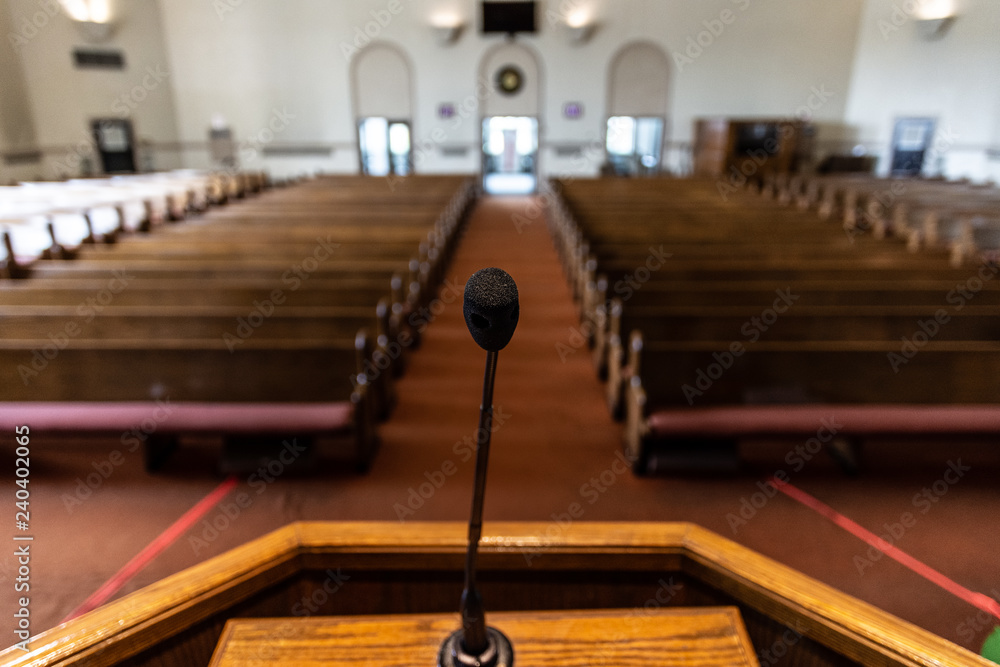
[438,627,514,667]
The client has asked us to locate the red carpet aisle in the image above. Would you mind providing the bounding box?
[2,197,998,655]
[364,196,632,524]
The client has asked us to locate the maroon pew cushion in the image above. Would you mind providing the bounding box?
[0,402,352,435]
[648,405,1000,437]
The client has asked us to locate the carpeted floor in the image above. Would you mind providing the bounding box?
[2,196,999,656]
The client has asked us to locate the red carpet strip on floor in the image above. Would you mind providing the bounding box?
[772,478,1000,622]
[61,475,239,623]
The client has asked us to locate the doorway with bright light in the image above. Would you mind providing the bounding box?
[482,116,538,195]
[605,116,664,176]
[358,117,411,177]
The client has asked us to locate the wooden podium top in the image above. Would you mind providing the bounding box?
[209,607,760,667]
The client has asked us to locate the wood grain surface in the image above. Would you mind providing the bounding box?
[208,607,760,667]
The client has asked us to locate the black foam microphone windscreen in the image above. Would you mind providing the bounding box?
[463,267,519,351]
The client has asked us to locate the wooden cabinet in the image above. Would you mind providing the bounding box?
[693,118,815,178]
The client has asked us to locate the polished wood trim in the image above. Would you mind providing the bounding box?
[2,522,990,666]
[208,607,760,666]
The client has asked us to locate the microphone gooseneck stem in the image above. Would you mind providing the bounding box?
[461,348,499,656]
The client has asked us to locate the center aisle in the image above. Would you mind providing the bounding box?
[373,195,632,521]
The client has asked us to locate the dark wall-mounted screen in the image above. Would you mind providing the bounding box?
[73,49,125,69]
[482,2,536,34]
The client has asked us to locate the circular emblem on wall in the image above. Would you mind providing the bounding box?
[495,65,524,96]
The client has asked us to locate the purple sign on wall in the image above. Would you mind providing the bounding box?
[563,103,583,119]
[438,103,456,119]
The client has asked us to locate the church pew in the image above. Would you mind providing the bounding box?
[1,333,380,471]
[585,275,1000,378]
[0,304,385,342]
[23,257,407,279]
[548,178,1000,475]
[581,259,995,315]
[0,277,399,307]
[599,300,1000,397]
[2,298,401,417]
[621,334,1000,473]
[2,174,474,279]
[802,175,999,239]
[595,278,1000,307]
[75,239,430,262]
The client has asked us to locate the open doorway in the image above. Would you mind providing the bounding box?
[606,42,670,176]
[358,117,411,176]
[605,116,664,176]
[482,116,538,195]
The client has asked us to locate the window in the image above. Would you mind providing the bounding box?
[605,116,664,176]
[359,118,411,176]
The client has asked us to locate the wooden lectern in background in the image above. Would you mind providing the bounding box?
[1,521,990,666]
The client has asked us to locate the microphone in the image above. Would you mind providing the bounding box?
[439,267,517,667]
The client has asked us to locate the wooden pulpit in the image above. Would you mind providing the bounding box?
[1,522,990,666]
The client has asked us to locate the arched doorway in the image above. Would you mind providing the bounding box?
[606,41,670,176]
[478,42,542,194]
[351,43,414,176]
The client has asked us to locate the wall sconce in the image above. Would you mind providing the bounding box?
[914,15,955,39]
[565,8,596,44]
[431,14,465,45]
[60,0,116,43]
[914,0,956,39]
[566,23,596,43]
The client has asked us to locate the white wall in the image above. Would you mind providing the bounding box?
[0,3,42,182]
[6,0,997,182]
[156,0,865,179]
[844,0,1000,182]
[2,0,181,178]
